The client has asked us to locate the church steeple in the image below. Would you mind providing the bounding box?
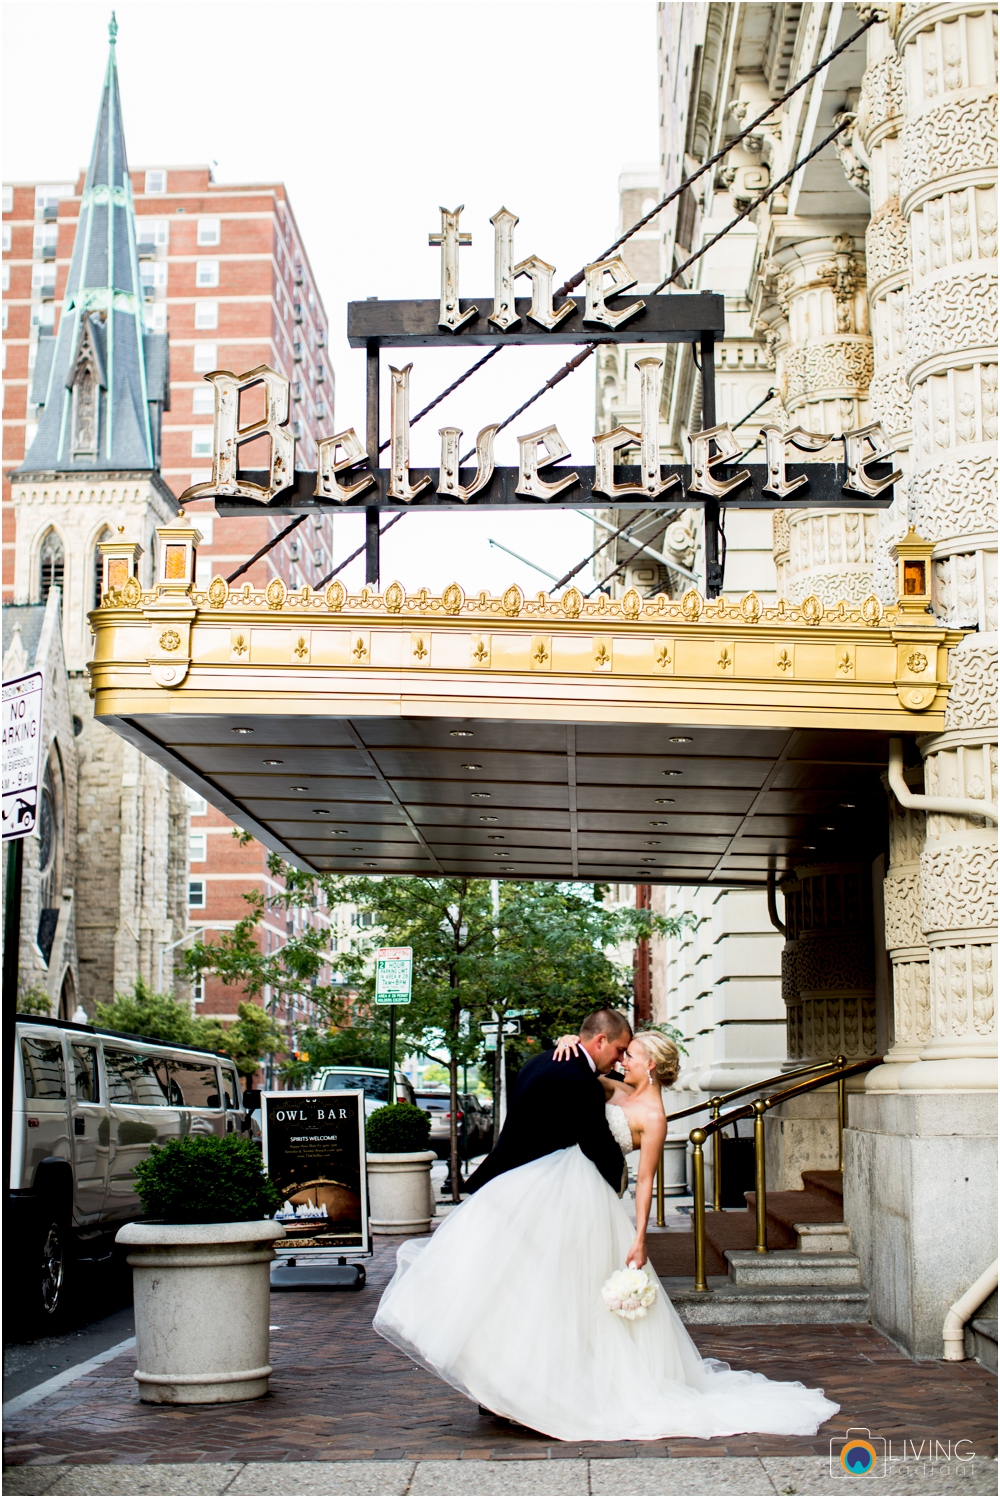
[17,15,169,476]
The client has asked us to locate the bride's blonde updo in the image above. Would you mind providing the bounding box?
[632,1031,680,1089]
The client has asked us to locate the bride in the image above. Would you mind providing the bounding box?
[373,1022,838,1442]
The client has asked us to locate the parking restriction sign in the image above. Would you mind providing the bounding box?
[2,671,44,841]
[374,947,413,1005]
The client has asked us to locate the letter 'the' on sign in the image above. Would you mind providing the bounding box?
[489,208,520,332]
[582,257,645,330]
[429,206,477,333]
[593,357,681,501]
[388,365,432,502]
[515,426,579,500]
[182,366,295,505]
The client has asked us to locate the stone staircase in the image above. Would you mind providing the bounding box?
[647,1168,870,1326]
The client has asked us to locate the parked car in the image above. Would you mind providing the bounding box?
[10,1013,244,1328]
[415,1090,492,1160]
[311,1066,416,1118]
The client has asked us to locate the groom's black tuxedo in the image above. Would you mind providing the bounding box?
[466,1048,624,1195]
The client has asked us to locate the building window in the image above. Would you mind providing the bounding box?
[145,304,167,332]
[192,972,205,1004]
[196,259,219,287]
[137,218,169,247]
[93,526,112,606]
[1,306,7,331]
[188,879,206,908]
[185,785,208,818]
[189,831,207,862]
[31,304,56,330]
[194,300,218,330]
[197,217,221,246]
[33,225,58,251]
[2,186,12,213]
[192,387,215,414]
[191,430,213,457]
[189,470,213,487]
[35,185,73,211]
[193,343,217,372]
[1,225,10,252]
[39,530,65,602]
[144,169,167,194]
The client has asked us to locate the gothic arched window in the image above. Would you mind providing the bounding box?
[39,530,65,603]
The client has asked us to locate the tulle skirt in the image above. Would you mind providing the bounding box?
[373,1144,839,1442]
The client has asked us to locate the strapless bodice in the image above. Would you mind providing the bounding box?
[605,1102,634,1158]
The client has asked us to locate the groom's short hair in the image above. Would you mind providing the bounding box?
[580,1008,632,1042]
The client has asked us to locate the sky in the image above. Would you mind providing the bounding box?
[2,0,659,594]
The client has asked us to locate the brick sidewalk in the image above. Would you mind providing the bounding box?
[4,1238,996,1472]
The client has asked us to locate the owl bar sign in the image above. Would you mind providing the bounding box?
[183,204,899,517]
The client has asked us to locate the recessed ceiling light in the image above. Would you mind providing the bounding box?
[232,726,254,734]
[642,857,658,863]
[820,825,835,831]
[450,729,474,737]
[330,830,349,836]
[479,815,498,822]
[494,851,511,858]
[662,770,682,777]
[669,736,692,744]
[292,785,309,791]
[471,792,492,799]
[487,835,506,841]
[350,846,363,852]
[654,798,675,805]
[839,802,856,809]
[645,841,661,846]
[262,759,283,765]
[313,808,330,815]
[460,763,482,770]
[650,821,671,827]
[364,862,378,867]
[802,845,817,851]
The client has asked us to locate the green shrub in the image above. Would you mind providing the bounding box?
[366,1102,432,1153]
[133,1133,282,1224]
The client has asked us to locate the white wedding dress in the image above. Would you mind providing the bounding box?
[373,1104,839,1441]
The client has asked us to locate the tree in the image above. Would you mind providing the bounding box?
[196,1002,287,1085]
[96,979,199,1045]
[183,857,688,1201]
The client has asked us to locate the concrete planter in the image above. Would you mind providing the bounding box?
[366,1150,437,1234]
[116,1219,285,1404]
[661,1136,689,1196]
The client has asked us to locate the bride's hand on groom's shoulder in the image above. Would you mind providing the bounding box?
[553,1034,581,1061]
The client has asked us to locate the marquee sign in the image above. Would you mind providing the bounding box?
[180,205,899,565]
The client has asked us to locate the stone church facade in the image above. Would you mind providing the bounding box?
[7,29,189,1013]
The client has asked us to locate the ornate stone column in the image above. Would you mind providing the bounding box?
[895,0,998,1092]
[869,779,930,1088]
[759,234,881,604]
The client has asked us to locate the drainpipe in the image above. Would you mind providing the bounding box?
[943,1260,998,1360]
[887,738,998,825]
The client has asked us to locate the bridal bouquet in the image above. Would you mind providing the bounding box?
[601,1267,657,1321]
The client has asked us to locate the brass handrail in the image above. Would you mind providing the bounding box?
[656,1056,845,1223]
[688,1057,879,1292]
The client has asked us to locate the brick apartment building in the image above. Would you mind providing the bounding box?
[2,34,339,1039]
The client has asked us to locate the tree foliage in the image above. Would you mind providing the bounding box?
[95,980,284,1083]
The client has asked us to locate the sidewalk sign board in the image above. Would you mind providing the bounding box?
[261,1088,370,1259]
[2,671,44,841]
[374,947,413,1004]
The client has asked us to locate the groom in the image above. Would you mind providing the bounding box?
[466,1008,632,1195]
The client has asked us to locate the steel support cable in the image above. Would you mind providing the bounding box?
[551,509,655,592]
[651,117,853,296]
[553,11,879,297]
[263,25,869,586]
[315,511,406,590]
[226,512,310,585]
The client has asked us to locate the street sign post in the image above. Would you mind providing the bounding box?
[3,670,44,841]
[2,669,45,1217]
[375,946,412,1103]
